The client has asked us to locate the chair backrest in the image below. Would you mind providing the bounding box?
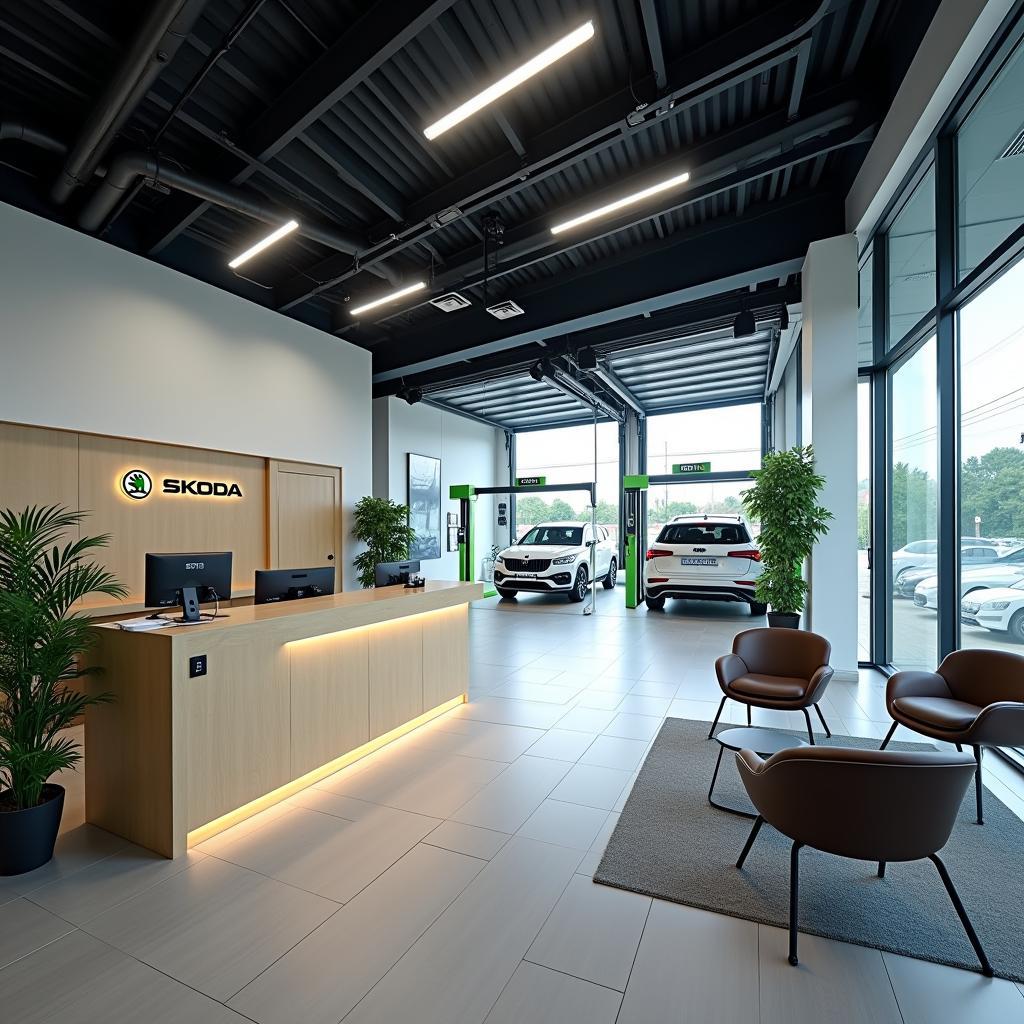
[938,648,1024,706]
[732,627,831,680]
[737,746,976,862]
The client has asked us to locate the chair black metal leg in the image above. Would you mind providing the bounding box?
[708,697,727,740]
[736,815,764,869]
[929,854,994,976]
[789,841,803,966]
[801,707,815,745]
[973,745,984,825]
[879,721,898,750]
[813,704,832,738]
[747,704,752,726]
[877,861,886,878]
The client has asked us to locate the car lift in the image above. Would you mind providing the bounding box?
[622,469,755,609]
[450,479,598,609]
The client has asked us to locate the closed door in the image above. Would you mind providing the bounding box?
[270,462,341,571]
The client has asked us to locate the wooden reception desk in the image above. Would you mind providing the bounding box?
[85,581,483,857]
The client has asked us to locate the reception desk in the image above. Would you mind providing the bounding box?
[85,581,483,857]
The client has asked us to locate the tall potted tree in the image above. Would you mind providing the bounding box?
[352,496,417,589]
[0,506,126,875]
[742,445,832,628]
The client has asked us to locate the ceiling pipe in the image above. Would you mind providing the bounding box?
[79,150,372,260]
[51,0,210,204]
[0,122,68,155]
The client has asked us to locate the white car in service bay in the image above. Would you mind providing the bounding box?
[494,521,617,602]
[961,577,1024,643]
[643,514,765,614]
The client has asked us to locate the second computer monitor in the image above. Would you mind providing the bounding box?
[374,560,421,587]
[254,566,335,604]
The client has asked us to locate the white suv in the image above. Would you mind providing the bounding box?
[494,521,617,602]
[643,514,765,614]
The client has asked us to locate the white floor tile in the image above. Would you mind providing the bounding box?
[549,763,632,811]
[602,711,664,741]
[555,706,618,733]
[614,694,671,717]
[423,820,511,860]
[0,897,75,968]
[526,874,650,990]
[525,728,599,763]
[578,734,650,771]
[484,962,621,1023]
[517,799,609,850]
[451,756,571,833]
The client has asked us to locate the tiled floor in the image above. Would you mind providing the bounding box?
[4,592,1024,1022]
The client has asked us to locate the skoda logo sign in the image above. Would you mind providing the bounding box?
[121,469,153,500]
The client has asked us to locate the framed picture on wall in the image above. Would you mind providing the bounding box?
[407,452,441,560]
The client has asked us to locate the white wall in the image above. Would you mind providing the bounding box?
[372,398,505,581]
[801,234,860,676]
[0,201,373,590]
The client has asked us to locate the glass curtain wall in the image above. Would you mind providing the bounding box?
[857,380,871,661]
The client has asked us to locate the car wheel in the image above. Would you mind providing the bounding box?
[1009,609,1024,644]
[496,587,518,599]
[749,601,768,616]
[645,595,665,611]
[602,559,617,589]
[568,565,589,602]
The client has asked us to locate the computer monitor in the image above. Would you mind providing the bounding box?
[374,560,421,587]
[254,566,335,605]
[144,552,232,621]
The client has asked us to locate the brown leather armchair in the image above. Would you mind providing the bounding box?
[880,649,1024,824]
[734,745,992,975]
[711,628,834,744]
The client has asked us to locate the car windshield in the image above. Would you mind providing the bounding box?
[518,525,583,546]
[658,522,750,545]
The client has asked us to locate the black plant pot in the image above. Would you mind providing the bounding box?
[0,784,65,876]
[767,611,801,629]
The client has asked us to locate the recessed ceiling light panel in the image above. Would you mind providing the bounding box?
[486,300,524,320]
[424,21,595,141]
[348,281,426,317]
[430,292,472,313]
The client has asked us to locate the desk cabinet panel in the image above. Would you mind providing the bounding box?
[423,605,469,708]
[368,618,424,738]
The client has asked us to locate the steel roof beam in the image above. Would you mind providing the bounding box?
[638,0,667,90]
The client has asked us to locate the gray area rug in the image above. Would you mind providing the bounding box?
[594,717,1024,982]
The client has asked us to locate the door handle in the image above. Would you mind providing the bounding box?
[327,554,334,561]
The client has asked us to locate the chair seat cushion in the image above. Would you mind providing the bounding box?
[728,673,807,701]
[892,696,984,732]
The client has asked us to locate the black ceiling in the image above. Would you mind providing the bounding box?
[1,0,937,405]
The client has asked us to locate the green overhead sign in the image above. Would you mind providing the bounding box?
[672,462,711,474]
[515,476,546,486]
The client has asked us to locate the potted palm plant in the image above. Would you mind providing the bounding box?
[352,496,417,589]
[742,445,832,628]
[0,506,126,875]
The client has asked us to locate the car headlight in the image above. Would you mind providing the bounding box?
[552,553,578,565]
[984,601,1011,610]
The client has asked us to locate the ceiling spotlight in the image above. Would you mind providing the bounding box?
[348,281,426,317]
[575,347,598,370]
[228,219,299,268]
[423,21,595,141]
[733,309,756,338]
[550,170,689,235]
[403,387,423,406]
[528,361,549,382]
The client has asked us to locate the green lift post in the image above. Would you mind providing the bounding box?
[623,474,649,608]
[450,479,598,599]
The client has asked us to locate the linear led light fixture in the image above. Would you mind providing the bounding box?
[228,219,299,268]
[423,21,595,141]
[348,281,426,317]
[550,171,690,235]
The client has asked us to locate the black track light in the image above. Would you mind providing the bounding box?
[733,308,756,338]
[404,387,423,406]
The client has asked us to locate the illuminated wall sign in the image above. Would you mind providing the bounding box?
[119,468,243,500]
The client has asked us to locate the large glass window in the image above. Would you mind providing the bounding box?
[858,250,874,365]
[958,256,1024,650]
[887,166,936,347]
[857,379,871,661]
[514,422,619,545]
[957,37,1024,281]
[889,336,938,670]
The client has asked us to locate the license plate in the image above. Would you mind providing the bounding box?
[681,557,718,566]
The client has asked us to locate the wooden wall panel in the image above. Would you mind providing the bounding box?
[268,460,342,576]
[289,629,370,777]
[422,605,469,708]
[0,422,79,520]
[77,434,267,606]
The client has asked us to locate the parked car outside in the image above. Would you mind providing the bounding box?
[643,514,764,613]
[895,545,1008,599]
[892,542,1001,591]
[961,577,1024,643]
[494,521,617,602]
[913,558,1024,610]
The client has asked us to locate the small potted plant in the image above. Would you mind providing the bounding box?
[0,506,126,875]
[742,445,832,628]
[352,496,417,589]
